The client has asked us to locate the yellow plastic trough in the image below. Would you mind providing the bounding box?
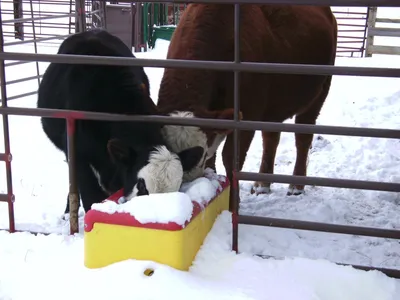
[84,175,230,271]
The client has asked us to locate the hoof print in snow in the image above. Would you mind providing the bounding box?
[310,135,331,154]
[62,213,70,221]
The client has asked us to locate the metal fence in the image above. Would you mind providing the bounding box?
[332,7,369,57]
[0,0,104,103]
[0,0,400,279]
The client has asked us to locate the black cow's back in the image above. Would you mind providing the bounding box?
[37,29,157,154]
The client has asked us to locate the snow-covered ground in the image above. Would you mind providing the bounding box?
[1,4,400,300]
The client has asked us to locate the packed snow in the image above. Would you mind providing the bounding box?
[92,192,194,226]
[180,168,223,202]
[1,213,400,300]
[0,3,400,299]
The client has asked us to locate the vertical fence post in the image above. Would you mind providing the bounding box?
[231,3,241,253]
[143,3,149,51]
[13,0,24,40]
[365,6,377,57]
[29,1,41,88]
[0,9,16,233]
[66,118,79,235]
[75,0,87,33]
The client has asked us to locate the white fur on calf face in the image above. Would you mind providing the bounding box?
[161,111,227,182]
[161,111,208,182]
[126,145,183,201]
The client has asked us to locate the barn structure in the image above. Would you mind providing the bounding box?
[0,0,399,280]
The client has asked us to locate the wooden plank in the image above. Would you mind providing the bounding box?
[368,27,400,37]
[369,45,400,55]
[365,6,377,57]
[376,18,400,24]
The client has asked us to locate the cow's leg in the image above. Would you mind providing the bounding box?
[222,130,255,208]
[288,78,331,195]
[251,131,281,195]
[75,160,109,213]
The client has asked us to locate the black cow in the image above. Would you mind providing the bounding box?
[37,29,204,214]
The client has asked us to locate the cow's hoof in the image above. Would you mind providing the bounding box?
[251,183,271,195]
[287,185,305,196]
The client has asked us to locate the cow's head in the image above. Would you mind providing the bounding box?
[161,108,242,182]
[107,139,204,200]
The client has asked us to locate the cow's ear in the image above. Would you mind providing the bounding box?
[177,146,204,172]
[107,139,136,166]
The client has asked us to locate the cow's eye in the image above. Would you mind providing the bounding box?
[137,178,149,196]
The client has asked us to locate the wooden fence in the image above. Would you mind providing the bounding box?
[365,6,400,56]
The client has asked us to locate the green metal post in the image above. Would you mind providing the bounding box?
[154,3,159,26]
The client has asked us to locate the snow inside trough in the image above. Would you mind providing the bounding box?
[91,168,224,226]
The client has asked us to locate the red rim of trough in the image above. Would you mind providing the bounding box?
[84,176,230,232]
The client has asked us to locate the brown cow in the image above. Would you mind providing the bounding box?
[157,4,338,196]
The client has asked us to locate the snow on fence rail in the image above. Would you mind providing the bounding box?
[0,0,400,280]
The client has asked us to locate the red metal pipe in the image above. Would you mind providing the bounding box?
[0,7,15,233]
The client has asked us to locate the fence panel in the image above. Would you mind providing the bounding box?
[0,0,399,279]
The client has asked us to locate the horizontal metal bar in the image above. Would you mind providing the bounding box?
[2,23,72,29]
[0,153,11,161]
[7,74,42,85]
[1,12,75,24]
[238,215,400,240]
[1,106,400,139]
[337,23,367,27]
[337,46,365,50]
[332,11,368,15]
[4,34,71,47]
[0,52,399,78]
[337,35,366,39]
[338,40,365,43]
[236,172,400,193]
[5,91,38,101]
[256,254,400,279]
[111,0,400,6]
[336,52,362,55]
[2,0,71,4]
[5,61,32,67]
[0,193,9,202]
[338,29,366,32]
[368,27,400,37]
[335,16,367,19]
